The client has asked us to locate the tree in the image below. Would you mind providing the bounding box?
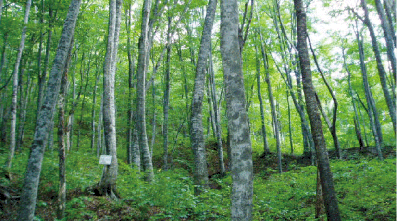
[293,0,341,220]
[355,25,383,160]
[17,0,81,219]
[56,37,74,220]
[6,0,32,169]
[221,0,253,219]
[254,41,269,154]
[354,0,396,134]
[98,0,122,197]
[190,0,217,193]
[136,0,154,182]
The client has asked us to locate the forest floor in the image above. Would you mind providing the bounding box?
[0,145,395,220]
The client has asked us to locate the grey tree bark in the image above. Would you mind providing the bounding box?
[294,0,341,220]
[355,27,384,160]
[220,0,253,220]
[56,38,73,219]
[209,45,225,175]
[163,15,172,171]
[136,0,154,182]
[125,2,135,165]
[0,0,3,24]
[374,0,396,80]
[190,0,217,193]
[263,48,282,173]
[91,67,100,152]
[7,0,32,169]
[99,0,122,197]
[97,94,103,157]
[254,42,269,154]
[360,0,396,134]
[258,37,282,173]
[17,0,81,219]
[16,65,31,151]
[383,0,396,47]
[342,46,365,149]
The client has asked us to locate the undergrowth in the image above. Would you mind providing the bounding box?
[1,148,395,220]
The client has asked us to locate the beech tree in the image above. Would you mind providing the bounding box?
[190,0,217,193]
[136,0,154,182]
[17,0,81,219]
[6,0,32,169]
[98,0,122,197]
[221,0,253,219]
[294,0,341,219]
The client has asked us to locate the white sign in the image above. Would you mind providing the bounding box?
[99,155,112,165]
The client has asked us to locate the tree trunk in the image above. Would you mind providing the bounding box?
[286,87,294,155]
[136,0,154,182]
[0,0,3,24]
[7,0,32,169]
[17,0,81,219]
[361,0,396,135]
[209,45,225,175]
[56,37,73,220]
[342,46,365,149]
[163,15,172,171]
[190,0,217,194]
[99,0,122,198]
[294,0,341,220]
[220,0,253,220]
[16,63,32,151]
[259,40,282,173]
[91,68,100,152]
[254,42,269,154]
[355,27,384,160]
[309,38,341,159]
[374,0,396,81]
[315,167,325,220]
[383,0,396,47]
[126,2,135,165]
[97,94,103,157]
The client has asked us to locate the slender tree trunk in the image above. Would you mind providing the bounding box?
[56,38,73,220]
[361,0,396,134]
[126,2,135,165]
[16,64,32,150]
[91,68,100,151]
[294,0,341,220]
[286,87,294,155]
[136,0,154,182]
[163,15,172,171]
[190,0,217,194]
[99,0,122,198]
[17,1,81,219]
[0,0,3,24]
[150,82,156,160]
[342,46,365,149]
[374,0,396,80]
[259,41,282,173]
[383,0,396,47]
[309,38,341,158]
[254,43,269,154]
[36,0,44,123]
[221,0,253,219]
[7,0,32,169]
[355,27,384,160]
[97,94,103,157]
[209,45,225,175]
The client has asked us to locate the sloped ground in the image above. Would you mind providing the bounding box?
[0,145,395,220]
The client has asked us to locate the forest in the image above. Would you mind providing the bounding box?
[0,0,395,220]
